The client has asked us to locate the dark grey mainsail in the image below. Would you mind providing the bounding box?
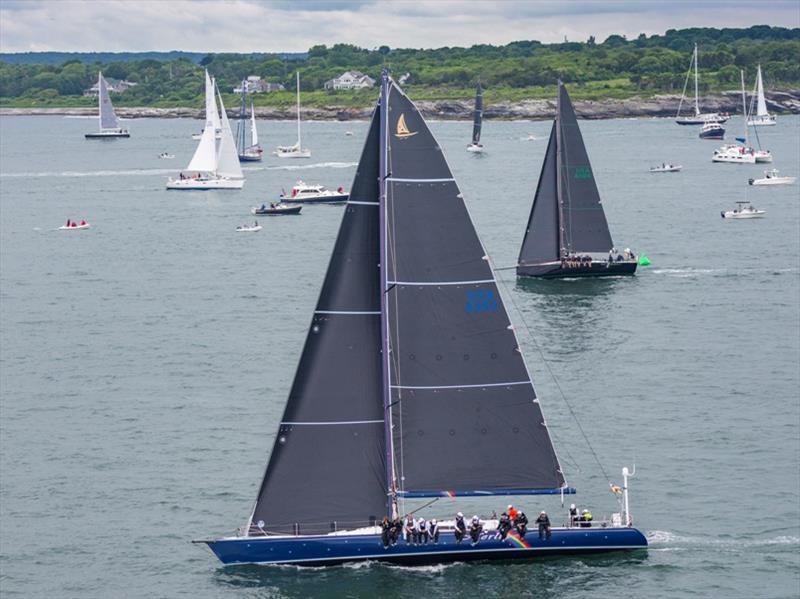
[471,82,483,145]
[557,82,613,253]
[249,109,386,535]
[518,123,559,266]
[383,79,565,497]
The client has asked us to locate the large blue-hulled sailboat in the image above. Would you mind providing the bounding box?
[196,72,648,566]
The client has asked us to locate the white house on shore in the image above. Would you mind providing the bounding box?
[83,78,137,97]
[233,76,285,94]
[324,70,376,91]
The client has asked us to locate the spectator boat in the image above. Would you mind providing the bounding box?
[649,163,682,172]
[746,65,776,127]
[236,82,263,162]
[279,181,348,204]
[274,72,311,158]
[699,122,725,140]
[166,71,245,190]
[194,73,648,567]
[251,203,302,216]
[675,44,729,126]
[236,222,262,232]
[713,71,772,164]
[721,201,765,219]
[749,169,796,186]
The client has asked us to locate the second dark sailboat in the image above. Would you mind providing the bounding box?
[467,82,484,153]
[517,82,637,279]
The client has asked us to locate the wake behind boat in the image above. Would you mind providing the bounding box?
[517,81,637,279]
[85,72,129,139]
[196,72,648,568]
[167,71,244,190]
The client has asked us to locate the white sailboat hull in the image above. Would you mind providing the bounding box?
[466,143,485,153]
[166,177,244,190]
[754,151,773,163]
[747,115,776,126]
[750,177,796,186]
[712,145,756,164]
[274,148,311,159]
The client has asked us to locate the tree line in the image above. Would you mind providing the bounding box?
[1,26,797,108]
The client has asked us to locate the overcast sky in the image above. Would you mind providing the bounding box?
[1,0,798,53]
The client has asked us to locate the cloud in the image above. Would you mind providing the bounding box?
[0,0,797,53]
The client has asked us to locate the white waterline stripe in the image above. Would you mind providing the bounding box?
[388,279,495,286]
[281,419,384,426]
[315,310,381,315]
[386,177,455,183]
[347,200,379,206]
[391,381,531,390]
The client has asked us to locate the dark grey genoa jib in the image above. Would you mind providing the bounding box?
[201,526,648,566]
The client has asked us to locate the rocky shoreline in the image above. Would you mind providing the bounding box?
[2,90,798,121]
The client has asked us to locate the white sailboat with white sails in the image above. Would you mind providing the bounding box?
[85,72,129,139]
[712,70,772,164]
[747,65,776,127]
[167,71,244,190]
[274,72,311,159]
[675,44,729,126]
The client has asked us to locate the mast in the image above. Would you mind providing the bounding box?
[96,71,102,131]
[555,80,565,256]
[693,44,699,117]
[378,70,397,519]
[740,69,748,145]
[295,71,302,148]
[239,80,247,153]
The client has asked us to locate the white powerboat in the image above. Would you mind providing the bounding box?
[649,163,682,172]
[721,201,765,219]
[159,152,175,159]
[675,44,729,126]
[167,71,245,190]
[85,72,129,139]
[280,181,348,204]
[749,169,796,186]
[236,222,262,232]
[275,72,310,158]
[747,65,776,127]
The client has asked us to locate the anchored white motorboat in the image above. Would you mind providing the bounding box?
[721,201,765,219]
[280,180,348,204]
[85,72,129,139]
[159,152,175,159]
[236,222,262,232]
[675,44,729,126]
[747,65,776,127]
[749,169,796,186]
[649,163,682,173]
[699,122,725,140]
[167,71,245,190]
[274,72,311,158]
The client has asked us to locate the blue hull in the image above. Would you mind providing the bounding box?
[203,527,647,566]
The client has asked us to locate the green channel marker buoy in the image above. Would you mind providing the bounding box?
[638,255,651,267]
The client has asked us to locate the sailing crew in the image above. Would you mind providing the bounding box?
[65,219,71,227]
[391,516,402,545]
[404,515,415,543]
[417,518,429,544]
[580,509,593,528]
[496,512,512,540]
[454,512,467,544]
[514,510,529,538]
[469,515,483,546]
[429,518,440,544]
[381,516,392,548]
[569,504,579,527]
[507,505,519,521]
[535,511,551,540]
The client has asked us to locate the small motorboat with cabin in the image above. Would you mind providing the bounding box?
[721,201,765,219]
[251,202,303,216]
[236,221,263,232]
[649,163,682,173]
[749,169,796,186]
[699,122,725,140]
[280,181,349,204]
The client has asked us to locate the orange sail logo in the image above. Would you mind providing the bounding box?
[395,113,418,139]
